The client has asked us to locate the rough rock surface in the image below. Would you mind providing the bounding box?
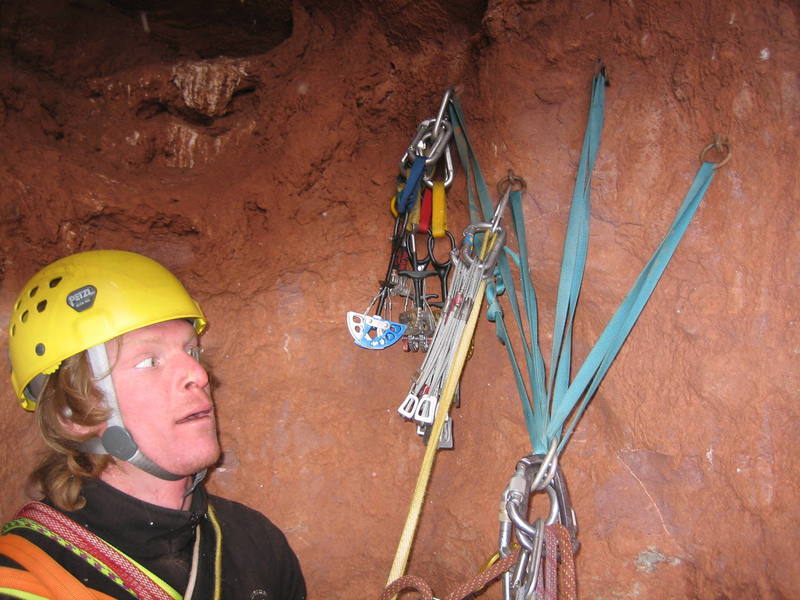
[0,1,798,598]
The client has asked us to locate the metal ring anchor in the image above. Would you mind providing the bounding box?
[496,169,527,195]
[699,135,732,169]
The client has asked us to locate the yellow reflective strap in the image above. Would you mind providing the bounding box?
[431,181,447,238]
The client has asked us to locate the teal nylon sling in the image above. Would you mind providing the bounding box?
[449,69,719,455]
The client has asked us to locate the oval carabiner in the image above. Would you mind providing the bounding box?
[516,451,580,554]
[459,221,492,268]
[423,144,454,189]
[423,119,452,166]
[399,118,435,171]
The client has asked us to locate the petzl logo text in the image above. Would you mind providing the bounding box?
[66,285,97,312]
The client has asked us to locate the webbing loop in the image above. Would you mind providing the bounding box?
[450,65,725,458]
[450,99,548,452]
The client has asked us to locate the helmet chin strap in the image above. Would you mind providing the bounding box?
[82,343,206,493]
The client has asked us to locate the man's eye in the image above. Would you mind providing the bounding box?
[134,357,158,369]
[187,347,203,361]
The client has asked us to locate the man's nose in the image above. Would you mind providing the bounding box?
[181,352,209,390]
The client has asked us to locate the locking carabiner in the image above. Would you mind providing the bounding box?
[499,442,579,600]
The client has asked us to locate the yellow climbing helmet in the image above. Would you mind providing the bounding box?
[8,250,207,410]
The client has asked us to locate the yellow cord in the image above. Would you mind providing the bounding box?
[386,277,488,586]
[385,218,502,593]
[208,505,223,600]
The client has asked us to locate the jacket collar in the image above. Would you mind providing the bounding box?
[59,478,208,559]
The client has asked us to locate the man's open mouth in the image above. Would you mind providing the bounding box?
[176,408,212,424]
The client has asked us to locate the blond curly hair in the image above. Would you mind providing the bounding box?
[28,352,112,511]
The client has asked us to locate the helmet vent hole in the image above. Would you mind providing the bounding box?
[14,299,21,310]
[49,277,62,288]
[35,343,46,356]
[29,286,38,298]
[21,310,29,323]
[37,300,47,313]
[10,324,15,337]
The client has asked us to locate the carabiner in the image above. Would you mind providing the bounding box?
[505,450,579,554]
[433,88,454,141]
[460,222,506,278]
[400,118,454,170]
[423,144,454,189]
[426,230,455,306]
[498,444,580,600]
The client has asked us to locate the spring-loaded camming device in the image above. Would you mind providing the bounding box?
[346,211,410,349]
[347,89,459,351]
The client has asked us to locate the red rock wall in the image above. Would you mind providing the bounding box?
[1,0,798,598]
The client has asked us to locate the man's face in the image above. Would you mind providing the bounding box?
[107,319,220,477]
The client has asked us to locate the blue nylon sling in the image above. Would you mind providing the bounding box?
[396,153,427,215]
[449,69,718,455]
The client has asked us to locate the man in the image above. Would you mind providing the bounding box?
[0,250,306,599]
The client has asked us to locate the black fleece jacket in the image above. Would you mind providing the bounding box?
[0,479,306,600]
